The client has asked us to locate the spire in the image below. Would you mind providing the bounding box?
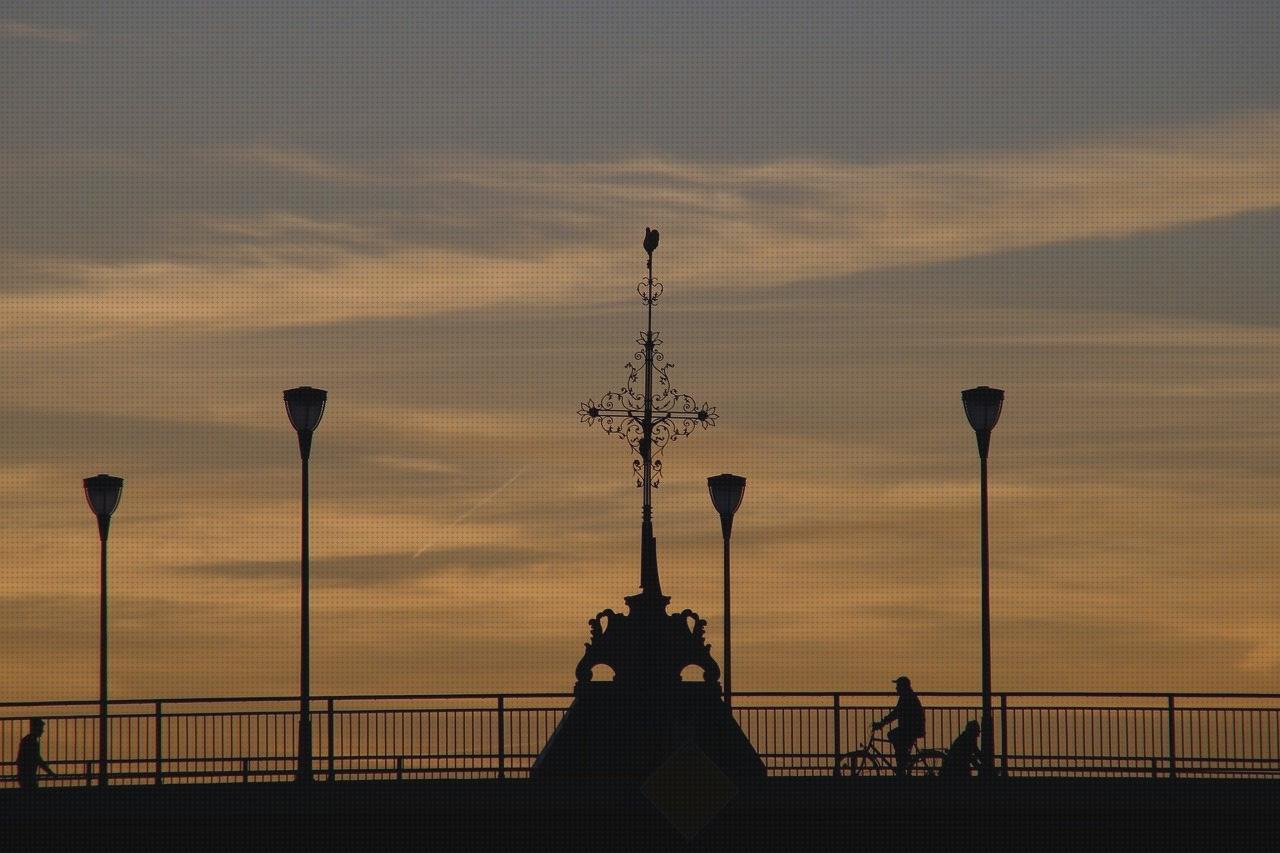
[578,228,717,600]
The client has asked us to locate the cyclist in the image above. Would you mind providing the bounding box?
[872,676,925,776]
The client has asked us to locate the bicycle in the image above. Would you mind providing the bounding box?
[836,727,947,777]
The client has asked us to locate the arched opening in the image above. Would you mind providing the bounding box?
[590,663,616,682]
[680,664,706,682]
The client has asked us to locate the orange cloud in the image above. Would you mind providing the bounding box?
[0,20,85,44]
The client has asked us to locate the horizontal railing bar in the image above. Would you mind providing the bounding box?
[18,752,1255,767]
[733,691,1280,700]
[20,705,1280,724]
[6,690,1280,709]
[0,692,574,708]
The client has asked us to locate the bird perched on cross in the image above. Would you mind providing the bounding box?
[643,226,660,256]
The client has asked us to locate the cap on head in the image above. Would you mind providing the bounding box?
[893,676,912,687]
[30,717,44,731]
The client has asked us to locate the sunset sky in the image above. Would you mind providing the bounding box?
[2,2,1278,701]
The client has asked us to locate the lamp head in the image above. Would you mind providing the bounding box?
[284,386,328,434]
[708,473,746,538]
[84,473,124,540]
[962,386,1004,458]
[83,474,124,519]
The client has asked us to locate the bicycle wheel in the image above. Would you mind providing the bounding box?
[849,749,891,777]
[912,749,947,777]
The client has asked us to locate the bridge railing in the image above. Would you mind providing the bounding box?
[3,692,1278,785]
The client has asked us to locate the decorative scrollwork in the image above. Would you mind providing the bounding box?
[588,609,617,640]
[574,601,722,686]
[579,239,718,526]
[678,609,709,644]
[578,332,717,487]
[637,277,664,305]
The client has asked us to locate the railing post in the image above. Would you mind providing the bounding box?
[1167,695,1177,779]
[327,698,336,782]
[497,695,506,780]
[831,694,841,777]
[85,761,93,786]
[242,758,250,784]
[1000,693,1009,777]
[154,701,163,785]
[396,756,404,781]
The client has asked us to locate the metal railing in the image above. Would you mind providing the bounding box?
[3,691,1279,786]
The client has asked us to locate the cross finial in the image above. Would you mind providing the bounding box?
[578,230,717,598]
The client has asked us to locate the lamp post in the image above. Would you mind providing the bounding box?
[284,386,327,783]
[84,474,124,787]
[962,385,1004,777]
[708,474,746,709]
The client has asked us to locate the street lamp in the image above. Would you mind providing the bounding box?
[962,385,1004,777]
[284,385,327,782]
[84,473,124,787]
[708,474,746,709]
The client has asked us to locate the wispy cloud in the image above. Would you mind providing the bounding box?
[0,19,85,44]
[3,110,1278,342]
[179,548,551,586]
[223,109,1280,274]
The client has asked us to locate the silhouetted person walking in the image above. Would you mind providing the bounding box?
[17,718,55,789]
[940,720,981,778]
[873,676,925,776]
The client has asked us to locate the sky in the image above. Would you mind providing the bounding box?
[1,2,1278,701]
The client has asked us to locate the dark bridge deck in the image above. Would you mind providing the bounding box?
[3,778,1274,849]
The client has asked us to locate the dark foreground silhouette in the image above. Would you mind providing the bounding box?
[16,718,56,789]
[940,720,982,778]
[873,676,926,776]
[2,777,1274,849]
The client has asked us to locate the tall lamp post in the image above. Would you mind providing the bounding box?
[962,385,1004,777]
[84,474,124,787]
[708,474,746,709]
[284,385,327,783]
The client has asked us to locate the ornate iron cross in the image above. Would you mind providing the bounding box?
[579,228,717,600]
